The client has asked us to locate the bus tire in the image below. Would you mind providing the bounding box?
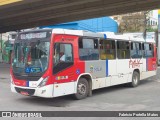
[128,71,140,87]
[73,78,89,100]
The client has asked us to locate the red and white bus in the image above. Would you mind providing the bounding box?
[11,29,157,99]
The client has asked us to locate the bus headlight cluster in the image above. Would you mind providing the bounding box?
[38,77,49,87]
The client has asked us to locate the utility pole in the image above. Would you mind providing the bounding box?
[0,34,2,52]
[0,33,2,62]
[143,11,150,40]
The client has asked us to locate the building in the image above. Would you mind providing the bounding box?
[0,32,17,63]
[147,10,158,29]
[40,17,118,33]
[112,10,158,33]
[0,33,8,53]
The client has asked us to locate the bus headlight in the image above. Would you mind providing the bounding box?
[38,77,49,87]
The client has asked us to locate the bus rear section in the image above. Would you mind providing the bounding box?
[157,33,160,65]
[11,29,157,99]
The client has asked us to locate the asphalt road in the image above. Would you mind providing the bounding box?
[0,63,160,119]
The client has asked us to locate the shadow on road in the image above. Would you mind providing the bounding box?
[14,79,154,107]
[92,79,154,96]
[16,95,75,108]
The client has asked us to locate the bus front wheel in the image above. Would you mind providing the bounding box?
[129,71,140,87]
[73,78,89,100]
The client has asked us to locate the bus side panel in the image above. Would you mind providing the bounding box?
[141,58,156,80]
[147,58,156,71]
[85,60,106,78]
[108,59,122,86]
[111,59,129,85]
[147,44,157,71]
[108,60,117,76]
[85,60,106,89]
[128,58,143,82]
[53,82,76,97]
[52,61,85,97]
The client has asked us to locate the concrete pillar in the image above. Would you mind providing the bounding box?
[0,34,2,62]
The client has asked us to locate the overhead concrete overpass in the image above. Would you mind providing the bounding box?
[0,0,160,33]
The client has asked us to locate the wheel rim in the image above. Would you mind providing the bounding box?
[78,83,86,95]
[133,75,138,85]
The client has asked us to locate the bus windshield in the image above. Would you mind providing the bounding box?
[12,41,50,75]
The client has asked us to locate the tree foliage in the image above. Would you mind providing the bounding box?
[116,11,157,33]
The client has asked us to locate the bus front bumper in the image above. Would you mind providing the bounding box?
[11,83,54,98]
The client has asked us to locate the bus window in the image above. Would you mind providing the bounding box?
[117,41,130,59]
[142,43,153,58]
[53,43,73,74]
[79,38,99,60]
[131,42,142,58]
[100,39,116,60]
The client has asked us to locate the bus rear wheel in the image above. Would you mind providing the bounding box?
[128,71,140,87]
[73,78,89,100]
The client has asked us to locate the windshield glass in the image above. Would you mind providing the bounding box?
[12,41,50,75]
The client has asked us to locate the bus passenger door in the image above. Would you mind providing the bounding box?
[112,41,130,85]
[99,39,116,87]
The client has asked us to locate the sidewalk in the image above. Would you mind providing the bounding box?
[0,63,10,79]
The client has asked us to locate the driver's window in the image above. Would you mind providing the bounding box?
[53,43,73,74]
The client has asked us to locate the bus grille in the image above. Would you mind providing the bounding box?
[14,75,40,81]
[15,87,35,96]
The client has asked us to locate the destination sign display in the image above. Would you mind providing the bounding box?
[20,32,47,40]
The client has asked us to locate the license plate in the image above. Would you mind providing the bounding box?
[20,91,29,96]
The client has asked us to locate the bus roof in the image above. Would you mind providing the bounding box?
[101,32,156,43]
[52,29,156,43]
[52,28,104,38]
[18,28,105,38]
[17,28,156,43]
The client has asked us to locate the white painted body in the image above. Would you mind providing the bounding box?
[11,29,157,98]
